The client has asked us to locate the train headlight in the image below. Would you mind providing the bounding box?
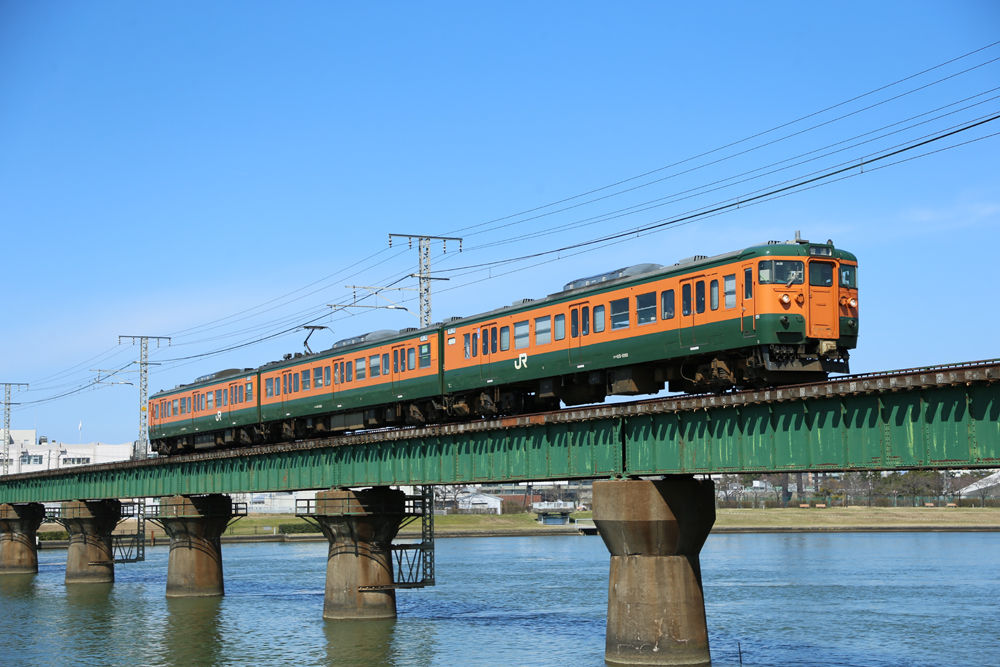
[849,298,857,308]
[780,294,791,305]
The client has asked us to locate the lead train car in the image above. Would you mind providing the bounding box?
[150,237,859,455]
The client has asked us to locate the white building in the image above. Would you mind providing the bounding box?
[456,491,502,514]
[1,429,133,474]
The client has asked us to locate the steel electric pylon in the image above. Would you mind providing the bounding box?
[1,382,28,476]
[388,234,462,328]
[118,335,170,460]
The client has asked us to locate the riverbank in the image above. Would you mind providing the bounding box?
[32,506,1000,549]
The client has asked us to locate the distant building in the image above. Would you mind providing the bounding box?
[456,491,502,514]
[1,429,133,474]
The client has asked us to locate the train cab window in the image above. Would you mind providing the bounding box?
[325,365,331,386]
[482,330,489,356]
[809,261,835,287]
[313,367,323,389]
[471,332,478,358]
[637,292,656,324]
[407,347,416,370]
[345,361,353,382]
[570,310,579,338]
[593,305,605,333]
[710,280,719,310]
[514,320,530,349]
[356,358,366,380]
[554,314,566,341]
[744,268,753,299]
[661,290,675,319]
[839,265,857,288]
[369,355,381,378]
[535,316,551,345]
[724,274,737,308]
[759,260,804,285]
[292,373,300,392]
[695,281,706,314]
[682,284,692,316]
[302,370,311,390]
[491,328,498,354]
[419,343,431,368]
[464,334,471,359]
[500,326,510,351]
[581,306,590,336]
[610,298,629,330]
[382,354,389,376]
[246,382,253,402]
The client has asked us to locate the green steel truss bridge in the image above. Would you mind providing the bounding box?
[1,359,997,503]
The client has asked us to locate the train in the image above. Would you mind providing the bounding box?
[149,235,859,455]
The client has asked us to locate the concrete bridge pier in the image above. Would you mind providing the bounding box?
[593,477,716,667]
[154,495,233,598]
[313,486,405,620]
[62,499,122,584]
[0,502,45,575]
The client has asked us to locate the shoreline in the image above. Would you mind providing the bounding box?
[36,523,1000,549]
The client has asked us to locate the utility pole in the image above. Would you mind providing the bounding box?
[1,383,28,476]
[118,335,170,460]
[388,234,462,328]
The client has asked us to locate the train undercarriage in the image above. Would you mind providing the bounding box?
[152,343,849,456]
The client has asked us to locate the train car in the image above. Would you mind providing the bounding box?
[149,235,858,455]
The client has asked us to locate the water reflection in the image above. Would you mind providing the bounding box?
[323,618,396,666]
[0,574,36,598]
[160,597,224,666]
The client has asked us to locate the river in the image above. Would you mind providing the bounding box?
[1,532,997,666]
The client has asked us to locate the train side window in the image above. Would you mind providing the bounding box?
[724,274,736,308]
[581,306,590,335]
[419,343,431,368]
[482,330,489,356]
[661,290,675,319]
[696,281,706,314]
[407,347,416,370]
[744,268,753,299]
[334,365,340,385]
[637,292,656,324]
[216,389,224,405]
[393,350,399,373]
[610,298,629,330]
[571,309,579,338]
[593,305,605,333]
[554,314,566,340]
[682,284,692,316]
[382,354,389,375]
[223,389,229,406]
[514,320,530,348]
[313,367,323,388]
[346,361,353,382]
[535,316,551,345]
[500,326,510,350]
[463,334,471,359]
[173,399,179,414]
[208,390,216,408]
[302,370,311,390]
[325,365,331,386]
[491,327,498,354]
[238,385,244,403]
[471,332,478,357]
[369,355,381,378]
[246,382,253,402]
[356,358,366,380]
[293,373,300,392]
[710,280,719,310]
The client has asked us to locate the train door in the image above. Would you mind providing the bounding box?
[740,262,756,335]
[568,301,591,364]
[391,343,408,393]
[807,259,839,339]
[679,277,700,347]
[479,321,499,381]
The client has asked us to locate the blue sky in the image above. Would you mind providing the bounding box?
[2,2,998,444]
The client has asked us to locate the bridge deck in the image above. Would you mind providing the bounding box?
[1,360,997,503]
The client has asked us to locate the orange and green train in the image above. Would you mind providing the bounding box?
[149,236,859,455]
